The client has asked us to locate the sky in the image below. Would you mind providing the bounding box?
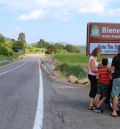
[0,0,120,46]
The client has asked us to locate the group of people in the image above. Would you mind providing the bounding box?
[88,46,120,117]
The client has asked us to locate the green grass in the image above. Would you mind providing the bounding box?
[55,52,113,79]
[0,55,8,61]
[55,53,88,79]
[0,53,20,66]
[55,53,89,66]
[0,55,12,66]
[57,63,86,79]
[25,46,46,54]
[55,53,113,66]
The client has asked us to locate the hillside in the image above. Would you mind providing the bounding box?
[0,33,11,41]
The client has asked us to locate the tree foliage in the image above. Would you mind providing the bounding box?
[54,43,64,52]
[35,38,80,54]
[18,32,26,50]
[5,39,14,49]
[12,40,19,52]
[46,44,57,54]
[64,44,80,53]
[0,35,5,45]
[0,44,13,56]
[36,39,48,48]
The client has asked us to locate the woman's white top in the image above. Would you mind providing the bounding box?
[88,56,98,76]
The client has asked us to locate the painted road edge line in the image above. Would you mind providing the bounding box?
[0,62,28,76]
[33,65,44,128]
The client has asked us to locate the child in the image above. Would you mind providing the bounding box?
[94,58,112,113]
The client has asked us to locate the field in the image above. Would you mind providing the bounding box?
[55,53,89,66]
[55,53,89,79]
[25,45,46,54]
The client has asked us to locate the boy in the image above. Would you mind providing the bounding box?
[94,58,112,113]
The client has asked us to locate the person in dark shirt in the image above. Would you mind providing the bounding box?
[111,46,120,117]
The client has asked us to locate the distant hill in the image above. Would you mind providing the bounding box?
[54,42,68,45]
[31,41,68,46]
[76,45,86,54]
[5,37,12,41]
[0,33,12,41]
[77,45,86,49]
[0,33,4,37]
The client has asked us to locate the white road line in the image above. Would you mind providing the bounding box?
[33,64,44,129]
[0,62,28,76]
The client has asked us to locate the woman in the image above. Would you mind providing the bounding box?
[88,47,101,110]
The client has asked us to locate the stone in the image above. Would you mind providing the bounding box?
[78,78,89,84]
[68,75,79,83]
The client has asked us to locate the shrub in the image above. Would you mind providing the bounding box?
[35,49,40,52]
[9,51,14,56]
[0,45,13,56]
[57,63,86,79]
[64,44,80,53]
[29,49,33,52]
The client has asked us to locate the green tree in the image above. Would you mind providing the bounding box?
[36,39,47,48]
[54,43,64,52]
[64,44,80,53]
[5,39,15,49]
[18,32,26,50]
[12,40,19,52]
[0,35,5,45]
[46,44,57,54]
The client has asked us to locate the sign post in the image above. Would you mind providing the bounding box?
[86,22,120,55]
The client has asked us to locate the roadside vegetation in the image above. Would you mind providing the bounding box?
[55,53,88,79]
[55,53,89,66]
[25,45,41,54]
[57,63,86,79]
[55,53,113,79]
[0,33,27,66]
[33,38,87,79]
[0,32,113,81]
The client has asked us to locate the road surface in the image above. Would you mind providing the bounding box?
[0,55,120,129]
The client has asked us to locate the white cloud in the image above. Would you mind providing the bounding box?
[18,9,45,21]
[2,0,120,21]
[106,8,120,16]
[78,0,105,13]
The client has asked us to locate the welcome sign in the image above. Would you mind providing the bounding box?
[86,22,120,55]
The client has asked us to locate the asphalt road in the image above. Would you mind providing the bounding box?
[0,56,39,129]
[42,70,120,129]
[0,55,120,129]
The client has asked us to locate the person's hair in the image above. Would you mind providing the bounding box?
[118,45,120,53]
[102,58,108,66]
[91,47,101,56]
